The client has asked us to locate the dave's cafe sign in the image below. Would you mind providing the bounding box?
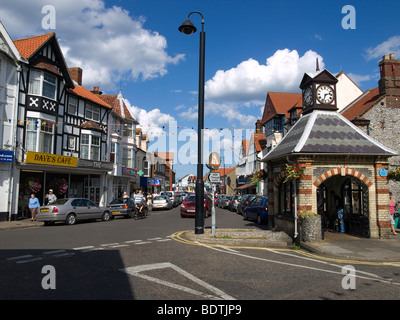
[26,151,78,167]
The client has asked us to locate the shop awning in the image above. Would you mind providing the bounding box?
[236,183,256,190]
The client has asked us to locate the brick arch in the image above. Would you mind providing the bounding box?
[313,168,373,188]
[274,170,287,190]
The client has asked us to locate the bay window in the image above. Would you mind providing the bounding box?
[81,132,101,161]
[26,117,55,154]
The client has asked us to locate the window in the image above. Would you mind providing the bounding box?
[85,104,100,121]
[123,124,133,137]
[28,70,57,100]
[279,180,294,219]
[111,142,119,164]
[81,133,100,161]
[26,117,54,153]
[68,96,78,115]
[122,148,132,167]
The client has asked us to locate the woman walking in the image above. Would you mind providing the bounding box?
[28,193,40,221]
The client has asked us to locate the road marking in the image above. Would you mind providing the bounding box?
[43,250,66,255]
[120,262,235,300]
[73,246,95,251]
[100,243,119,247]
[157,239,172,242]
[6,255,33,261]
[134,241,152,245]
[54,252,75,257]
[125,240,143,243]
[147,237,162,241]
[110,244,129,248]
[16,257,43,264]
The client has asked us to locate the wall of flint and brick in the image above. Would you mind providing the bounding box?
[268,155,393,239]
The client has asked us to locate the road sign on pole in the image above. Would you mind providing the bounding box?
[206,152,221,170]
[207,172,220,184]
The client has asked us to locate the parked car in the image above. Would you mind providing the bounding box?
[220,195,232,209]
[180,193,212,218]
[160,191,177,207]
[216,195,227,208]
[237,194,256,216]
[228,195,242,212]
[152,195,173,210]
[36,198,111,225]
[106,198,135,218]
[243,196,269,225]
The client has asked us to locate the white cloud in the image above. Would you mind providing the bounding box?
[365,36,400,60]
[0,0,184,90]
[205,49,324,104]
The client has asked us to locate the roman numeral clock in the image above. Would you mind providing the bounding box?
[300,69,338,115]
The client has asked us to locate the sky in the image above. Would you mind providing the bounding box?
[1,0,400,180]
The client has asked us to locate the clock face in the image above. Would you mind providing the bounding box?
[316,85,334,104]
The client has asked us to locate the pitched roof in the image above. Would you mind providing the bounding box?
[340,87,381,121]
[13,33,55,59]
[252,133,267,152]
[261,92,302,124]
[211,166,237,177]
[99,94,137,123]
[70,82,112,109]
[262,110,397,161]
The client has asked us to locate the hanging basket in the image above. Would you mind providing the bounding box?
[283,163,305,183]
[388,169,400,181]
[251,170,267,184]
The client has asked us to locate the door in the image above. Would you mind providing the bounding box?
[82,198,102,220]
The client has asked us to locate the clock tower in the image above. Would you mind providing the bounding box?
[300,69,338,115]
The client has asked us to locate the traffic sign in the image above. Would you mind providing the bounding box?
[207,172,220,184]
[206,152,221,170]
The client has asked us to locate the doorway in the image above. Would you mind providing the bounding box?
[318,175,370,238]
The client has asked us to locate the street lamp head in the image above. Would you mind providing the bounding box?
[178,18,197,35]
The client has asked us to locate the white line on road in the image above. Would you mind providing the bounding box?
[73,246,95,251]
[43,250,66,255]
[147,237,163,241]
[6,255,33,261]
[16,257,43,264]
[157,239,172,242]
[100,243,120,247]
[125,240,143,243]
[134,241,152,245]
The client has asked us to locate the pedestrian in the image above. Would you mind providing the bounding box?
[122,191,129,199]
[134,190,146,213]
[45,189,57,204]
[389,192,397,235]
[330,191,345,233]
[28,193,40,221]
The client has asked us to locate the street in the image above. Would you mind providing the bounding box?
[1,205,400,306]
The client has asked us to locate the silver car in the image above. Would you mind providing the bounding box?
[36,198,111,225]
[152,195,173,210]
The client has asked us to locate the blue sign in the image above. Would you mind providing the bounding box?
[0,150,14,162]
[379,168,388,177]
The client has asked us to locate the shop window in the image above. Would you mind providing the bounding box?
[26,117,54,154]
[28,70,57,100]
[81,133,100,161]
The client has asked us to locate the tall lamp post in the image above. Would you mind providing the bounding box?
[179,11,205,234]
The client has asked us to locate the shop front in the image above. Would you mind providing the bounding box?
[16,151,112,220]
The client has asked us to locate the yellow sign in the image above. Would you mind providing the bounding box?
[26,151,78,167]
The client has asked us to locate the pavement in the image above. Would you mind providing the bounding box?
[2,218,400,263]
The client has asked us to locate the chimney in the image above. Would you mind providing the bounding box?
[91,86,102,95]
[68,67,83,86]
[255,119,263,134]
[378,53,400,99]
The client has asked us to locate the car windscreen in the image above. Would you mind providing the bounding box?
[154,196,167,200]
[185,195,196,201]
[109,199,124,204]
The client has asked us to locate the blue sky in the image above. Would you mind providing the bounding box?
[1,0,400,180]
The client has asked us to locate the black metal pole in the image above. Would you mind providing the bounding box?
[195,26,205,234]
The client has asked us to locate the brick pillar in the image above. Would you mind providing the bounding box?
[375,163,391,238]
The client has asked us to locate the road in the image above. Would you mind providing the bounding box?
[1,205,400,307]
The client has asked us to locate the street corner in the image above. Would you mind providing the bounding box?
[172,228,294,249]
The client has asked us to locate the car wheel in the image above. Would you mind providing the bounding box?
[66,213,76,225]
[102,211,111,221]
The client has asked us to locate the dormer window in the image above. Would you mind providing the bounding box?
[28,70,57,100]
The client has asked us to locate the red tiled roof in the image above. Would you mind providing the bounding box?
[99,94,134,121]
[261,92,302,124]
[70,84,112,109]
[212,166,237,177]
[341,87,381,121]
[253,133,267,152]
[13,33,55,59]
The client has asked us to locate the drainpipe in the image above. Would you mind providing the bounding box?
[286,155,298,240]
